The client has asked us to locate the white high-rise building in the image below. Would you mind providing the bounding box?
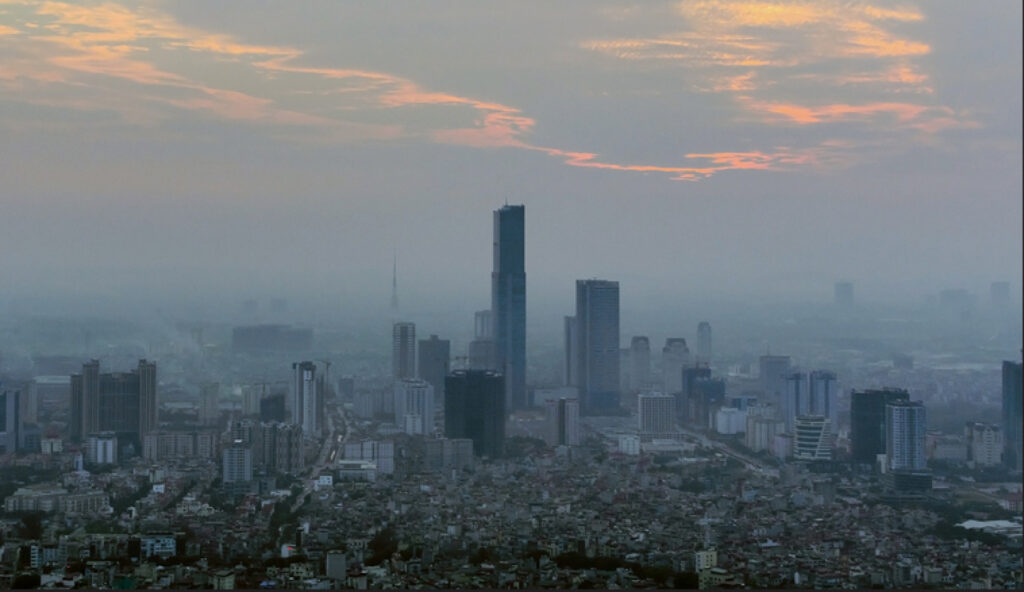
[87,432,117,465]
[291,362,321,439]
[392,322,417,380]
[809,370,838,427]
[544,397,580,446]
[393,379,435,435]
[793,415,833,460]
[638,393,676,440]
[966,422,1003,467]
[662,338,690,395]
[886,401,927,472]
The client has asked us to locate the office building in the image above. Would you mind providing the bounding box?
[638,393,676,440]
[291,361,321,438]
[445,370,505,458]
[393,379,435,435]
[86,432,118,465]
[696,322,712,365]
[417,335,450,406]
[1002,361,1022,471]
[793,416,832,461]
[746,416,784,452]
[70,359,157,450]
[781,372,809,433]
[759,355,791,410]
[222,440,253,495]
[468,310,495,371]
[885,401,927,472]
[142,431,219,462]
[491,204,527,410]
[851,388,909,464]
[544,397,580,447]
[629,336,651,391]
[343,440,395,474]
[966,422,1003,468]
[834,281,854,307]
[574,279,620,414]
[808,370,838,426]
[392,322,417,380]
[662,338,690,395]
[199,382,219,426]
[230,421,306,475]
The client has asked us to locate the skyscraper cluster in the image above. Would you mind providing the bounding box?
[70,359,157,451]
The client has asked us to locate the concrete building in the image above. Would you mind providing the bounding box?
[393,379,435,435]
[491,204,527,411]
[575,279,620,415]
[544,397,580,447]
[222,440,253,495]
[746,416,784,452]
[87,432,118,465]
[793,416,833,461]
[1003,360,1022,471]
[966,422,1003,467]
[291,361,322,439]
[468,310,495,371]
[392,322,417,380]
[629,336,651,391]
[417,335,449,408]
[70,359,156,449]
[199,382,219,426]
[781,372,809,434]
[343,440,395,475]
[662,338,690,396]
[0,388,21,454]
[808,370,838,427]
[638,393,676,440]
[759,355,791,411]
[714,407,746,435]
[423,438,475,472]
[851,388,909,464]
[886,401,927,472]
[696,322,712,365]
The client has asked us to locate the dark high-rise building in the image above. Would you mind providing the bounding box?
[809,370,838,427]
[491,204,526,411]
[70,360,156,449]
[781,372,808,433]
[689,376,725,430]
[445,370,505,458]
[759,355,791,410]
[679,366,712,424]
[834,281,854,307]
[417,335,450,405]
[260,393,287,423]
[392,322,417,380]
[696,322,712,365]
[1,389,21,454]
[1003,360,1023,471]
[575,279,620,415]
[629,336,651,391]
[850,388,909,464]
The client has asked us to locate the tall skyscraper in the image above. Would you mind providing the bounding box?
[70,359,156,449]
[291,361,320,439]
[662,338,690,395]
[393,379,435,435]
[885,401,927,472]
[392,322,417,380]
[445,370,505,458]
[808,370,838,427]
[834,281,854,307]
[629,336,651,391]
[850,388,909,464]
[638,393,676,440]
[575,279,620,415]
[417,335,450,407]
[696,322,712,365]
[544,397,580,447]
[222,440,253,495]
[1002,360,1023,471]
[781,372,809,433]
[491,205,526,411]
[759,355,791,410]
[468,310,495,371]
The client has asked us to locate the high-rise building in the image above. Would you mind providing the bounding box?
[629,336,651,391]
[468,310,495,371]
[87,432,118,464]
[638,393,676,440]
[662,339,690,395]
[392,322,417,380]
[70,360,156,449]
[966,422,1003,468]
[445,370,505,458]
[0,389,21,454]
[696,322,712,365]
[886,401,927,472]
[575,279,620,415]
[260,393,287,423]
[759,355,791,410]
[222,440,253,495]
[781,372,809,433]
[491,205,527,411]
[393,379,435,435]
[417,335,450,408]
[563,316,578,387]
[1003,360,1023,471]
[199,382,219,426]
[291,362,320,439]
[544,397,580,447]
[850,388,910,464]
[834,281,854,307]
[808,370,838,427]
[793,416,833,461]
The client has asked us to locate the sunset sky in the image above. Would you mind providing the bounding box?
[1,1,1020,315]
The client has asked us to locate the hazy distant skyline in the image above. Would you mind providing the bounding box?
[1,1,1020,314]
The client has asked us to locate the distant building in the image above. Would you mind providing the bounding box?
[834,281,854,307]
[343,440,394,474]
[445,370,505,458]
[662,338,690,396]
[638,393,676,440]
[759,355,791,411]
[886,401,927,472]
[1003,361,1023,471]
[229,420,303,475]
[86,432,118,465]
[544,397,580,447]
[231,324,312,353]
[392,322,417,380]
[260,392,287,423]
[491,204,527,411]
[629,336,651,391]
[696,322,712,365]
[222,440,253,495]
[70,359,156,450]
[965,423,1003,467]
[417,335,450,407]
[714,407,746,435]
[781,372,809,434]
[291,361,322,438]
[199,382,219,426]
[0,388,21,454]
[808,370,838,427]
[468,310,495,371]
[563,316,578,387]
[393,379,435,435]
[423,438,475,472]
[142,431,218,462]
[746,415,784,452]
[793,416,833,461]
[851,388,909,464]
[575,279,621,415]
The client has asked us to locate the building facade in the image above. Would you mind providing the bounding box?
[445,370,505,458]
[491,205,527,411]
[575,279,620,415]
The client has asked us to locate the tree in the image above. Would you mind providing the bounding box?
[11,573,41,589]
[16,512,45,541]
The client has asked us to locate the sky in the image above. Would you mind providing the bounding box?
[0,0,1021,320]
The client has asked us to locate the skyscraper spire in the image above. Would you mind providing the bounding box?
[391,250,399,316]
